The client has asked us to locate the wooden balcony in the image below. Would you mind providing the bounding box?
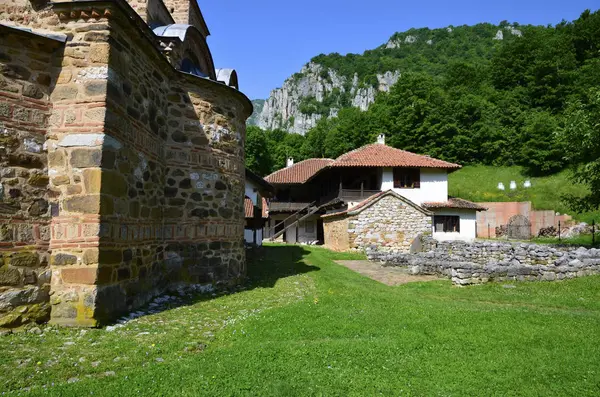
[339,189,381,202]
[319,188,382,205]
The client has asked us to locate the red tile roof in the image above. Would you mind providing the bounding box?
[331,143,461,169]
[422,197,487,211]
[245,196,270,219]
[265,158,334,184]
[244,197,254,218]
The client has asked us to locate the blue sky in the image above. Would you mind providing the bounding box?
[200,1,599,100]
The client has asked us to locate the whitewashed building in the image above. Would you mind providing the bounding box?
[263,135,485,247]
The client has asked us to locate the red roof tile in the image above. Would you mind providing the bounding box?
[245,196,270,219]
[265,158,334,184]
[331,143,461,169]
[422,197,487,211]
[244,197,254,219]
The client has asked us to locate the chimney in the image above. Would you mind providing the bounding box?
[286,157,294,167]
[377,134,385,145]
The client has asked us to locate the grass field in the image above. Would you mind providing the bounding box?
[448,165,600,223]
[2,245,600,396]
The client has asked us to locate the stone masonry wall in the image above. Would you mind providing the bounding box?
[368,239,600,286]
[0,1,251,327]
[0,28,63,327]
[322,216,349,252]
[323,194,432,253]
[349,195,431,252]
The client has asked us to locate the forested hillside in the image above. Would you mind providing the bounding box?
[247,9,600,209]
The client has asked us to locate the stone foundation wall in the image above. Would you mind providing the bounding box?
[322,216,349,251]
[0,28,63,327]
[368,239,600,285]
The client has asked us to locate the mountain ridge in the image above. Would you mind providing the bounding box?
[248,22,526,134]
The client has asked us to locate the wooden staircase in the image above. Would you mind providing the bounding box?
[268,202,319,241]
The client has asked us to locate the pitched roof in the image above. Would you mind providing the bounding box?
[321,190,433,219]
[265,158,334,184]
[422,197,487,211]
[331,143,461,169]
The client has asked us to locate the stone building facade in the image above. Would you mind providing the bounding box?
[322,191,433,253]
[0,0,252,327]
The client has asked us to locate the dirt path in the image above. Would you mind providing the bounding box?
[334,260,442,286]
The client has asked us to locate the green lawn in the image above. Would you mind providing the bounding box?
[2,245,600,396]
[448,165,600,223]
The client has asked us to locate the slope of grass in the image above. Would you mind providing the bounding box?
[3,245,600,396]
[449,165,600,223]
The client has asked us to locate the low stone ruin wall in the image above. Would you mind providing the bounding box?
[367,240,600,285]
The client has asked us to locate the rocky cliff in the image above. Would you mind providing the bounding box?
[255,63,400,135]
[252,23,526,135]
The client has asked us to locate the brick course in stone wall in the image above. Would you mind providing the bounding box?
[0,27,64,327]
[368,239,600,286]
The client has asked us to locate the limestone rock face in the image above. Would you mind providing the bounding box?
[256,62,400,135]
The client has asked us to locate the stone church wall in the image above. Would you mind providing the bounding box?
[0,0,251,327]
[0,28,64,327]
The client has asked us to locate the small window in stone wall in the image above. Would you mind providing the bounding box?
[304,220,315,234]
[434,216,460,233]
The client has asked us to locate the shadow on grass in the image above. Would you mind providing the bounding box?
[105,245,318,326]
[246,245,319,288]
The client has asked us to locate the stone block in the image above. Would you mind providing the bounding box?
[61,268,97,285]
[82,249,99,265]
[84,81,107,96]
[52,85,78,101]
[0,266,21,286]
[98,249,122,265]
[72,149,102,168]
[63,195,100,213]
[89,44,109,63]
[51,253,78,266]
[52,175,71,186]
[28,174,49,187]
[48,150,66,168]
[101,171,127,197]
[7,252,39,267]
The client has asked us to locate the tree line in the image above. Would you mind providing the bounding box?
[246,9,600,209]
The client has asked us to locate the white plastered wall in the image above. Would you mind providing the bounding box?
[432,209,477,241]
[297,215,319,244]
[244,228,263,246]
[380,168,448,205]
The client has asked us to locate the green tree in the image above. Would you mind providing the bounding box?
[244,126,273,176]
[559,88,600,210]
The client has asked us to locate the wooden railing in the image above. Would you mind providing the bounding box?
[339,189,381,201]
